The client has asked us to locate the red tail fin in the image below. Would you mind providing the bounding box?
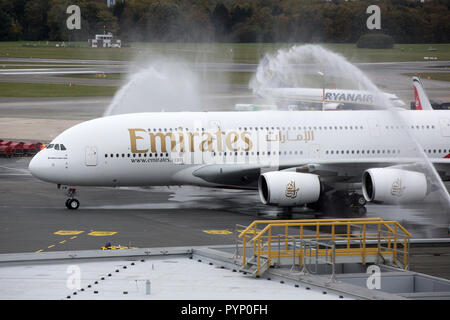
[413,85,422,110]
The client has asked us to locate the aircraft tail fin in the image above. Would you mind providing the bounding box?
[412,75,433,110]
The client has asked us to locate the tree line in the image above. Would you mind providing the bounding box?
[1,0,449,43]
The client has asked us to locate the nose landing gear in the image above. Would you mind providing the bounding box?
[66,198,80,210]
[59,186,80,210]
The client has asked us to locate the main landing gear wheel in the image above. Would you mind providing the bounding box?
[66,198,80,210]
[355,206,367,217]
[309,191,367,217]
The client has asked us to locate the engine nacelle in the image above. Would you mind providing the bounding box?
[258,171,321,206]
[362,168,427,204]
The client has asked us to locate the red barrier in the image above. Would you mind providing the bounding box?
[23,142,41,156]
[0,140,43,157]
[9,142,25,156]
[0,145,13,157]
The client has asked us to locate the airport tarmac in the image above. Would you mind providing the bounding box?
[0,57,449,283]
[0,157,448,255]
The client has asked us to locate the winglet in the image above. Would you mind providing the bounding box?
[412,75,433,110]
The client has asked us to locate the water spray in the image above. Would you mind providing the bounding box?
[250,44,449,221]
[104,59,202,116]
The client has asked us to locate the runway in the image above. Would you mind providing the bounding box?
[1,58,449,100]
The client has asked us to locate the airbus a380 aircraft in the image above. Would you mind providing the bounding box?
[29,110,450,214]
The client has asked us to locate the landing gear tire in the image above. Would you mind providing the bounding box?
[355,195,366,207]
[66,199,80,210]
[61,187,80,210]
[356,206,367,217]
[310,192,367,217]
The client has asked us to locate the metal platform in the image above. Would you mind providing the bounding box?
[237,218,411,277]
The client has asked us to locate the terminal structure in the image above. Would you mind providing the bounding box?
[88,33,121,48]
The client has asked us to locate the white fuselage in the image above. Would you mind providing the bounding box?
[29,110,450,188]
[260,88,406,108]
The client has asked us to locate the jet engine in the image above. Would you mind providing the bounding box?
[362,168,427,204]
[258,171,321,206]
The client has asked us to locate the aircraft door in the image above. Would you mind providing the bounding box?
[440,119,450,137]
[309,144,321,158]
[208,120,221,145]
[208,120,221,164]
[368,119,380,137]
[85,146,98,166]
[208,120,221,131]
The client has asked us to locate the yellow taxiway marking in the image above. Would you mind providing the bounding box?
[88,231,117,236]
[36,230,120,253]
[203,229,233,235]
[54,230,84,236]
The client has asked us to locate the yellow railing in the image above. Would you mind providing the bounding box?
[238,218,411,276]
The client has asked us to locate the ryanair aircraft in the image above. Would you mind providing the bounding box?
[29,110,450,215]
[257,87,406,110]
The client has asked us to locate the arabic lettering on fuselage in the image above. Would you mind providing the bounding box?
[265,130,314,144]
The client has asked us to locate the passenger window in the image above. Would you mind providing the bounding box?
[54,144,60,150]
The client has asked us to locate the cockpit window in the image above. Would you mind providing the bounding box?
[46,143,66,150]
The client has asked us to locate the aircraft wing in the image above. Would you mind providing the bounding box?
[192,164,262,187]
[291,160,450,182]
[189,158,450,188]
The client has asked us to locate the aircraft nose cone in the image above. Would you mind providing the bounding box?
[29,151,67,184]
[29,153,42,178]
[29,152,50,181]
